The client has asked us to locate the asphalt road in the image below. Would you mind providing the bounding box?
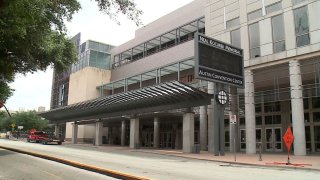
[0,148,116,180]
[1,139,320,180]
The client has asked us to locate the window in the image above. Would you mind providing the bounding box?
[312,97,320,108]
[256,116,262,125]
[314,112,320,122]
[264,102,281,113]
[226,17,240,29]
[248,23,260,58]
[266,2,282,14]
[292,0,306,6]
[271,14,286,53]
[293,6,310,47]
[230,28,241,48]
[265,115,281,124]
[248,9,262,21]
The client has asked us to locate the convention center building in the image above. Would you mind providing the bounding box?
[41,0,320,156]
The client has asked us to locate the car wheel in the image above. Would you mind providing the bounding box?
[58,142,62,145]
[36,140,39,143]
[27,139,30,142]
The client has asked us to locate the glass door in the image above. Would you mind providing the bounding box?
[240,129,246,151]
[265,127,282,152]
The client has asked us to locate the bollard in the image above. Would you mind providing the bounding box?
[258,142,262,161]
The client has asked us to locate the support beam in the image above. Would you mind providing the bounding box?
[121,121,126,146]
[54,124,59,138]
[153,117,160,148]
[245,70,256,154]
[130,118,140,149]
[289,60,306,155]
[229,87,239,152]
[95,121,103,146]
[71,122,78,144]
[183,112,194,153]
[200,105,207,151]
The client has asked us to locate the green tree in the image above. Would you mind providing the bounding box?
[1,111,49,131]
[0,0,142,101]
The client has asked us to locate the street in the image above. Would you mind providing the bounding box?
[0,139,319,180]
[0,148,115,180]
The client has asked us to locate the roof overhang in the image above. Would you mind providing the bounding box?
[39,81,212,123]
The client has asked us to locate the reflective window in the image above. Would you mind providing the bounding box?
[226,17,240,29]
[312,97,320,108]
[230,28,241,48]
[314,112,320,122]
[248,9,262,21]
[249,22,260,58]
[266,2,282,14]
[272,14,286,53]
[256,116,262,125]
[294,6,310,47]
[292,0,307,5]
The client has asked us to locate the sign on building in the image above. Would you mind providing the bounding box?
[194,33,244,88]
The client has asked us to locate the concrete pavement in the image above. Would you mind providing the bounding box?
[1,138,320,180]
[62,142,320,171]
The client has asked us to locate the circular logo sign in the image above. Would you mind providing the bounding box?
[216,90,228,105]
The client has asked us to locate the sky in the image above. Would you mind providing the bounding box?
[5,0,194,111]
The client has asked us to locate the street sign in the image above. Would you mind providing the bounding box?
[229,114,237,124]
[283,126,294,164]
[216,90,228,105]
[18,126,23,130]
[194,33,244,88]
[283,127,294,151]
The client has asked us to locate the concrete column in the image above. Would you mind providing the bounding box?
[289,60,306,155]
[71,122,78,144]
[153,117,160,148]
[208,82,215,154]
[130,118,139,149]
[245,70,256,154]
[54,124,59,138]
[95,121,103,146]
[121,121,126,146]
[229,87,239,153]
[183,112,194,153]
[200,106,207,151]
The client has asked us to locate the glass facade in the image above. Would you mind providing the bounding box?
[292,0,307,6]
[226,17,240,29]
[294,6,310,47]
[271,14,286,53]
[248,22,260,58]
[71,40,113,73]
[266,2,282,14]
[230,28,241,48]
[248,9,262,21]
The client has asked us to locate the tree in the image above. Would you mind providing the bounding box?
[0,0,142,101]
[0,111,49,132]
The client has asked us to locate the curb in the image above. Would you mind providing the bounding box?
[136,150,319,172]
[0,145,149,180]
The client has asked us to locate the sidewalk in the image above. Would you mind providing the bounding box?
[63,142,320,171]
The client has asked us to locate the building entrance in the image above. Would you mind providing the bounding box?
[141,131,153,147]
[265,127,282,152]
[160,132,173,149]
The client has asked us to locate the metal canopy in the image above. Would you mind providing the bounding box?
[40,81,212,123]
